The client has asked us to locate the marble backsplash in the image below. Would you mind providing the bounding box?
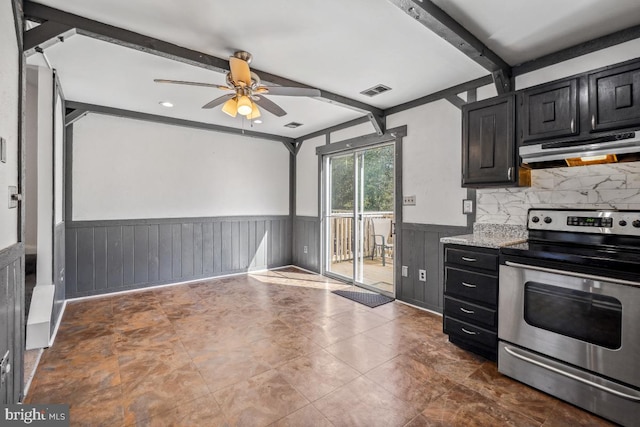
[476,162,640,226]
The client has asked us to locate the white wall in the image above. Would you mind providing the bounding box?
[0,0,20,249]
[34,66,54,285]
[516,38,640,90]
[296,135,324,217]
[54,92,64,225]
[72,114,290,220]
[330,122,375,143]
[25,72,39,255]
[388,100,467,226]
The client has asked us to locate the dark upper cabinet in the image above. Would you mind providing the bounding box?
[462,95,517,187]
[520,78,579,143]
[589,61,640,132]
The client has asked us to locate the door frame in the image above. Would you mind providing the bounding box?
[317,126,406,296]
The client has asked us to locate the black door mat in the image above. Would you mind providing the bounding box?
[332,289,394,308]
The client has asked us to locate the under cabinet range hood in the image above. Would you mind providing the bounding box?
[520,131,640,167]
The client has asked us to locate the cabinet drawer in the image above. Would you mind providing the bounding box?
[445,247,498,272]
[445,267,497,306]
[444,296,496,329]
[444,316,497,350]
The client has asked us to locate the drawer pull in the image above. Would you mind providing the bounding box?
[460,307,475,314]
[461,327,478,336]
[461,282,477,288]
[461,257,477,262]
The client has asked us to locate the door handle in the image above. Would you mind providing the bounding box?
[461,282,477,288]
[461,257,476,262]
[460,307,475,314]
[461,328,478,335]
[570,118,575,133]
[507,167,513,181]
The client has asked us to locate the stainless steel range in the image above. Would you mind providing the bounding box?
[499,209,640,427]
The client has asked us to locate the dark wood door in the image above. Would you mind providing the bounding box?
[520,78,578,142]
[589,60,640,132]
[462,95,516,187]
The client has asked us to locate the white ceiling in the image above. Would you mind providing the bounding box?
[28,0,640,138]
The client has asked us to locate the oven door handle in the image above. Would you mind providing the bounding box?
[503,345,640,402]
[504,261,640,287]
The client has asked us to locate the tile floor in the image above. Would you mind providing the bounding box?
[26,267,614,427]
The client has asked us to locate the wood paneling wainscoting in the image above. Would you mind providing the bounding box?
[0,243,24,404]
[397,223,470,313]
[292,216,320,273]
[65,216,291,298]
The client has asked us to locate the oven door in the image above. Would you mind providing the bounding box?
[499,261,640,388]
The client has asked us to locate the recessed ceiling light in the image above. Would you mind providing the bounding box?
[159,101,174,108]
[253,119,262,124]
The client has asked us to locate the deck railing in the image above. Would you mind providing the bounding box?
[330,212,393,262]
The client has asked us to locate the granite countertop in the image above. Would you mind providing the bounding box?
[439,223,528,249]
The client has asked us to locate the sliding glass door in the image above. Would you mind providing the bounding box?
[324,144,395,296]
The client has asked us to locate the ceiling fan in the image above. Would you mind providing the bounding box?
[154,51,321,120]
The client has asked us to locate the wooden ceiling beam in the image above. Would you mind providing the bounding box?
[387,0,512,93]
[23,1,384,132]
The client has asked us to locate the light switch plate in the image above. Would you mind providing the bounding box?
[401,266,408,277]
[0,137,6,163]
[462,199,474,214]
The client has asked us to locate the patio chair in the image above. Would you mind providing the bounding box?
[371,218,393,266]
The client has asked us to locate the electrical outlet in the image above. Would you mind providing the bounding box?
[0,137,6,163]
[403,195,416,206]
[401,266,409,277]
[462,199,474,214]
[418,269,427,282]
[303,246,308,254]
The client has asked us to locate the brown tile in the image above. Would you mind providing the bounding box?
[314,376,417,427]
[121,362,210,425]
[214,370,309,427]
[192,346,272,392]
[366,355,457,410]
[369,301,418,320]
[325,334,399,373]
[276,349,360,401]
[270,404,334,427]
[541,400,616,427]
[68,384,124,427]
[403,414,431,427]
[114,308,172,333]
[134,394,229,427]
[421,384,540,427]
[331,309,390,333]
[405,341,485,383]
[462,362,558,423]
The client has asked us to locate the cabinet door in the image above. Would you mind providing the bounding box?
[521,79,578,142]
[462,95,516,187]
[589,60,640,132]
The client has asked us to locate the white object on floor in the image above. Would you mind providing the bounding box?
[26,285,54,350]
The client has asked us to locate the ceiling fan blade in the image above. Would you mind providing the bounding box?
[263,87,321,97]
[154,79,230,90]
[229,57,252,86]
[253,95,287,117]
[202,93,235,109]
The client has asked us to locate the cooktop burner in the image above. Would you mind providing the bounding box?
[500,209,640,283]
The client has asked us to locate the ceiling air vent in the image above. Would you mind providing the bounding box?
[284,122,304,129]
[360,84,392,97]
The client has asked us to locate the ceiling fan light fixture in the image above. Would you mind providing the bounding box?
[244,100,261,120]
[237,95,253,116]
[222,97,238,117]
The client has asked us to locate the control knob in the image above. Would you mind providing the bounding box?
[544,217,552,224]
[619,220,627,227]
[633,220,640,228]
[531,216,540,223]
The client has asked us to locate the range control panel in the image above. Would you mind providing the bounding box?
[528,209,640,236]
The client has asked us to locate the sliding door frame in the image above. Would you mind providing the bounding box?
[317,126,406,296]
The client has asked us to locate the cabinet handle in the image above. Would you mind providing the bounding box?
[461,327,479,335]
[570,118,575,133]
[591,114,596,130]
[461,257,476,262]
[507,167,513,181]
[462,282,477,288]
[460,307,475,314]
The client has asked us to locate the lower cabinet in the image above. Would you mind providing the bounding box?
[443,244,498,361]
